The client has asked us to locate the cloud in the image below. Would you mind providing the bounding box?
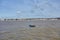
[28,0,60,17]
[0,0,60,18]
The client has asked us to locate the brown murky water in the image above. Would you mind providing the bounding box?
[0,19,60,40]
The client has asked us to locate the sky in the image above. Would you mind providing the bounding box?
[0,0,60,18]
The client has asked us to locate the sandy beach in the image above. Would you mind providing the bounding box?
[0,18,60,40]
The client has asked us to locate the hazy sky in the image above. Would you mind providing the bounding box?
[0,0,60,18]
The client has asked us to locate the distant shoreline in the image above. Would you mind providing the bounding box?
[0,18,60,21]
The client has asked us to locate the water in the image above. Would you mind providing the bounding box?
[0,19,60,40]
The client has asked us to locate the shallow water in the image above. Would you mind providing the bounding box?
[0,20,60,40]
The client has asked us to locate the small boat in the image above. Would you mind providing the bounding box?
[29,25,36,27]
